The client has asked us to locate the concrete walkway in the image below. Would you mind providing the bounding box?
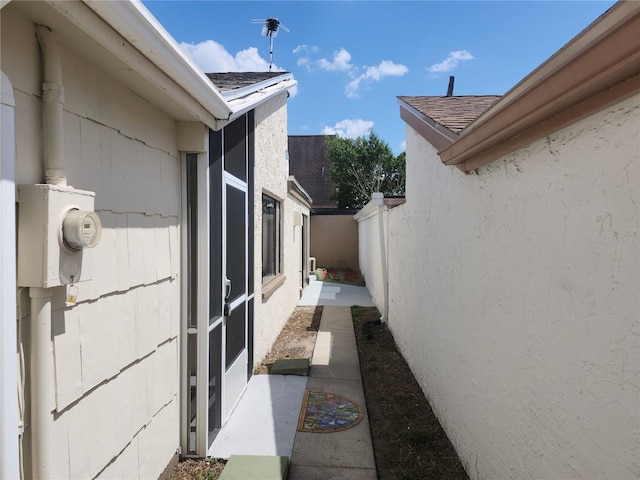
[288,285,377,479]
[210,278,378,479]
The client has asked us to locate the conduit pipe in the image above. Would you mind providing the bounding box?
[30,24,65,480]
[372,192,389,323]
[35,25,67,187]
[29,288,55,480]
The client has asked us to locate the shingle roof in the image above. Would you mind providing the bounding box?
[398,95,501,134]
[206,72,290,91]
[288,135,336,209]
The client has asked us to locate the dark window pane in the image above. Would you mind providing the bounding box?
[247,298,254,379]
[226,185,246,304]
[209,130,223,318]
[247,113,255,294]
[224,115,247,181]
[208,325,222,446]
[225,305,245,368]
[262,194,280,279]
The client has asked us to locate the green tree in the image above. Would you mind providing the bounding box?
[326,132,405,209]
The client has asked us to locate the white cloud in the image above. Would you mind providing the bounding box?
[287,84,299,98]
[179,40,281,72]
[428,50,474,74]
[317,48,353,72]
[345,60,409,98]
[322,119,374,139]
[293,44,319,55]
[399,140,406,152]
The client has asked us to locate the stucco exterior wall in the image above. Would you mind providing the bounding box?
[385,95,639,479]
[252,93,305,367]
[310,214,359,269]
[355,206,388,314]
[3,6,179,478]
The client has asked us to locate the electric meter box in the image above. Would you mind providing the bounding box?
[17,184,98,288]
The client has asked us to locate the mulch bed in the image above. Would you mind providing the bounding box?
[351,306,469,480]
[315,267,365,286]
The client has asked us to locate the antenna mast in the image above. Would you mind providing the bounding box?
[252,17,289,71]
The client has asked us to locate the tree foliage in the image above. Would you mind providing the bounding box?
[326,132,405,209]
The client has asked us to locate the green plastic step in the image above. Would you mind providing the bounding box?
[219,455,289,480]
[271,358,310,376]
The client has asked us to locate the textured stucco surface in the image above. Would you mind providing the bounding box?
[375,95,639,479]
[310,214,359,269]
[356,208,388,313]
[252,94,308,368]
[4,6,179,478]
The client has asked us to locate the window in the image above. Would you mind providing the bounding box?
[262,193,281,280]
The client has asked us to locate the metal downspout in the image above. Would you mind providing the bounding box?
[36,25,67,187]
[30,25,66,479]
[28,288,55,480]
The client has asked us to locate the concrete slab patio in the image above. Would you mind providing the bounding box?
[209,374,307,459]
[299,277,375,307]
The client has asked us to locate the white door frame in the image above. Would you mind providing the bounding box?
[221,170,249,422]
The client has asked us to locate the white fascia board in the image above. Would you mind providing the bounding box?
[227,78,297,121]
[82,0,232,122]
[220,73,295,103]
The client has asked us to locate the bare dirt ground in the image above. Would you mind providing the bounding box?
[164,304,468,479]
[351,306,468,480]
[253,306,322,375]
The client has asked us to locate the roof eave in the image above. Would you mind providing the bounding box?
[397,99,459,152]
[79,0,232,124]
[439,1,640,171]
[287,175,313,206]
[227,77,297,121]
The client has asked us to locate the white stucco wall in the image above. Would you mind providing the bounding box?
[3,5,180,478]
[384,95,639,479]
[252,94,306,367]
[356,205,388,315]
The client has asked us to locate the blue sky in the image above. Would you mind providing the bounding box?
[143,1,615,154]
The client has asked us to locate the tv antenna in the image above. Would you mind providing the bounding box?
[251,18,289,71]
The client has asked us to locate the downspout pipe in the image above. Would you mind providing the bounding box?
[372,192,389,323]
[35,25,67,187]
[29,288,55,480]
[31,25,64,480]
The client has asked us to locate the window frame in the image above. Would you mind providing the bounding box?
[261,192,284,300]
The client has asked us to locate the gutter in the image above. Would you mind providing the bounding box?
[227,78,298,120]
[439,1,640,171]
[287,176,313,207]
[82,0,232,121]
[43,0,232,129]
[220,73,295,103]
